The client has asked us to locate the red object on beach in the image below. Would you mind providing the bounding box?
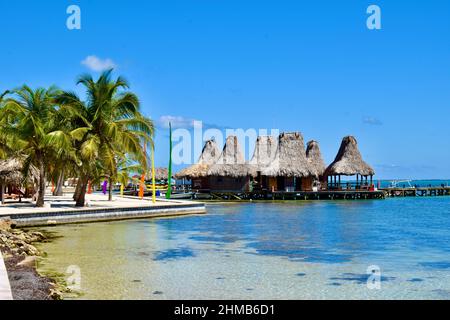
[139,173,145,199]
[51,180,55,193]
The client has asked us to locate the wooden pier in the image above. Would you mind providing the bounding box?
[381,187,450,198]
[205,190,386,201]
[187,186,450,201]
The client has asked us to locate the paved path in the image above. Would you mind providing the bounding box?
[0,194,206,227]
[0,194,198,215]
[0,251,13,300]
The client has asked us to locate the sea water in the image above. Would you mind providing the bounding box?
[35,196,450,299]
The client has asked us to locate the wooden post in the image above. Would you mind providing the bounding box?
[0,183,4,205]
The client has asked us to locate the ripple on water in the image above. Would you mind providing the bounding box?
[152,248,195,261]
[407,278,424,282]
[329,273,396,285]
[419,262,450,270]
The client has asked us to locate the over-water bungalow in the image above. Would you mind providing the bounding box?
[261,132,316,191]
[175,139,220,191]
[207,136,251,192]
[306,140,326,189]
[247,135,278,191]
[324,136,375,190]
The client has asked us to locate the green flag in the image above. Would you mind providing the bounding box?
[166,122,173,199]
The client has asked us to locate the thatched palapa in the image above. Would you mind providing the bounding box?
[306,140,326,178]
[262,132,313,177]
[208,136,249,177]
[0,158,39,185]
[1,157,39,203]
[248,135,278,176]
[324,136,375,177]
[145,167,172,181]
[175,139,220,179]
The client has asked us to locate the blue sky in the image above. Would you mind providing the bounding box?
[0,0,449,179]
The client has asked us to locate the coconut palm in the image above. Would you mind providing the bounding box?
[0,86,76,207]
[0,91,9,158]
[56,70,154,206]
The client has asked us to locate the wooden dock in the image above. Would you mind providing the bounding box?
[206,190,386,201]
[381,187,450,198]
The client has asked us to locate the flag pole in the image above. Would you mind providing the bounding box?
[166,122,173,200]
[139,143,146,199]
[152,144,156,204]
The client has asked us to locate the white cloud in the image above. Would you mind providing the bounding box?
[81,55,117,72]
[157,115,227,131]
[157,115,196,129]
[363,116,383,126]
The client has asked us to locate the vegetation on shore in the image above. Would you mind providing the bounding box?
[0,70,154,207]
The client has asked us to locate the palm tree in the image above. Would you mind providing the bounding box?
[0,86,75,207]
[0,90,15,159]
[56,70,154,206]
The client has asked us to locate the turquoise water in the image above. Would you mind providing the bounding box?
[36,197,450,299]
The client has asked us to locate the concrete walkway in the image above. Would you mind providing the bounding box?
[0,251,13,300]
[0,194,206,227]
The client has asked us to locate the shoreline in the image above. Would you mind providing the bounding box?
[0,195,206,227]
[0,219,65,300]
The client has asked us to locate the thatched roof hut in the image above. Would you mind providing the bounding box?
[208,135,250,177]
[306,140,326,178]
[248,135,278,176]
[324,136,375,176]
[175,139,220,179]
[262,132,313,177]
[145,167,173,181]
[0,158,39,185]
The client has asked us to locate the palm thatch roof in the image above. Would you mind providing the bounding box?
[262,132,314,177]
[324,136,375,176]
[145,167,172,181]
[0,157,39,185]
[208,136,250,177]
[306,140,326,178]
[248,135,278,176]
[175,139,220,179]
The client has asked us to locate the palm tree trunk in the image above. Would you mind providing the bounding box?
[54,169,65,196]
[36,155,46,207]
[108,177,113,201]
[75,176,88,207]
[73,178,82,201]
